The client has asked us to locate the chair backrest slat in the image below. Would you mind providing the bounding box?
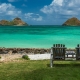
[52,44,66,60]
[76,44,80,60]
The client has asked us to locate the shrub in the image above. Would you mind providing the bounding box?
[22,55,30,60]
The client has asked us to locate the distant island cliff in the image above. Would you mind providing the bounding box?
[62,17,80,26]
[0,17,28,26]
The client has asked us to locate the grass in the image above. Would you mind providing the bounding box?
[0,60,80,80]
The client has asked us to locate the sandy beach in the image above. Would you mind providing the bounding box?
[0,53,51,62]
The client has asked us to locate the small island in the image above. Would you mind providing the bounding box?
[62,17,80,26]
[0,17,28,26]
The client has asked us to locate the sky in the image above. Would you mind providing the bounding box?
[0,0,80,25]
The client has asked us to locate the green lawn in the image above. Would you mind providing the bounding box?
[0,59,80,80]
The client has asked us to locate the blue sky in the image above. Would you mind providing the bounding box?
[0,0,80,25]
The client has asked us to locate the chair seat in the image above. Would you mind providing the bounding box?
[65,53,76,55]
[55,56,64,59]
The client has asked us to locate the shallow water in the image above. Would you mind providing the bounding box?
[0,25,80,48]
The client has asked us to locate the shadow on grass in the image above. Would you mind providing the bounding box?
[47,61,80,67]
[47,64,80,67]
[26,68,68,80]
[26,62,80,80]
[24,66,80,80]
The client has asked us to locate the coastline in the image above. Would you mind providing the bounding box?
[0,47,76,54]
[0,48,50,54]
[0,47,76,62]
[0,48,51,62]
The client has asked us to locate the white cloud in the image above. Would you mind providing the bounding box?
[52,0,63,6]
[7,11,21,16]
[25,13,43,21]
[40,0,80,16]
[0,3,42,24]
[40,0,64,14]
[0,3,21,16]
[40,5,53,14]
[33,16,42,21]
[25,13,33,18]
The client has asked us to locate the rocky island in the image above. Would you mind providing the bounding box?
[0,17,28,26]
[62,17,80,26]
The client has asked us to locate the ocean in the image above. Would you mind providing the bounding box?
[0,25,80,49]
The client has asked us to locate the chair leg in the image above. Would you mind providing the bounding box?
[50,54,53,68]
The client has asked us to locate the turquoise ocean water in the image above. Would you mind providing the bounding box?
[0,25,80,49]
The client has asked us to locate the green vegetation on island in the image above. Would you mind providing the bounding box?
[0,17,28,26]
[62,17,80,26]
